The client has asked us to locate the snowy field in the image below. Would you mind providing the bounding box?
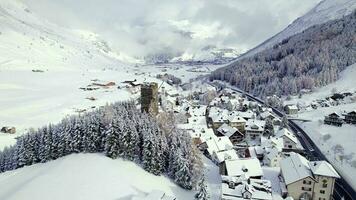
[0,153,195,200]
[287,63,356,189]
[0,0,221,151]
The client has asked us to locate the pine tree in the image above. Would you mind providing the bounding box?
[195,175,209,200]
[174,149,192,190]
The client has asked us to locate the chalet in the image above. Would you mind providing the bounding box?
[202,136,234,158]
[263,147,283,167]
[345,110,356,124]
[245,120,265,143]
[220,158,263,179]
[0,127,16,134]
[284,105,298,115]
[280,153,340,200]
[247,146,264,160]
[217,124,244,144]
[324,112,343,126]
[227,113,247,133]
[212,149,239,164]
[221,176,272,200]
[275,128,300,150]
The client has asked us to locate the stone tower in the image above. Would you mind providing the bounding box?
[141,82,159,115]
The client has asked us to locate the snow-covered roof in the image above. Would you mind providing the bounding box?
[309,161,340,178]
[238,110,255,119]
[189,105,207,117]
[260,111,276,120]
[217,123,240,138]
[265,147,281,161]
[205,136,233,155]
[276,128,298,144]
[245,120,265,132]
[187,116,207,126]
[261,136,284,152]
[285,105,298,110]
[225,158,263,178]
[227,112,247,123]
[280,153,313,185]
[215,149,239,163]
[221,176,272,200]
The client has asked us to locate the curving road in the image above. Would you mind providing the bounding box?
[211,82,356,200]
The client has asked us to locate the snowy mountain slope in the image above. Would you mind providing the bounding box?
[0,153,194,200]
[239,0,356,59]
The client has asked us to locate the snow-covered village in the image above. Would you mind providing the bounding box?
[0,0,356,200]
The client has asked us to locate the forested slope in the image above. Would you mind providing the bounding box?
[0,101,202,190]
[210,10,356,97]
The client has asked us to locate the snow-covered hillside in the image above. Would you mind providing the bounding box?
[0,153,194,200]
[239,0,356,59]
[0,0,221,150]
[286,64,356,190]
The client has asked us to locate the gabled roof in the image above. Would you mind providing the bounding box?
[217,123,241,138]
[215,149,239,163]
[265,147,281,161]
[276,128,298,144]
[221,176,272,200]
[245,120,265,132]
[228,113,247,123]
[280,153,313,185]
[225,158,263,178]
[309,161,340,178]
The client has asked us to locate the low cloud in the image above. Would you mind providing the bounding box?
[23,0,321,58]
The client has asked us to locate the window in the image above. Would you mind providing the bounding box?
[322,179,328,188]
[302,187,312,191]
[320,190,325,194]
[303,180,312,185]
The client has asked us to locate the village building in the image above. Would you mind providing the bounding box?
[221,175,272,200]
[201,136,234,158]
[0,126,16,134]
[227,112,247,133]
[216,123,244,145]
[324,112,343,126]
[212,149,239,164]
[275,128,302,151]
[263,147,283,167]
[280,153,340,200]
[245,120,265,144]
[220,158,263,179]
[284,105,298,115]
[345,110,356,124]
[246,146,264,160]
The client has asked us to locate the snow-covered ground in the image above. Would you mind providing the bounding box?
[0,153,195,200]
[286,64,356,190]
[0,0,221,151]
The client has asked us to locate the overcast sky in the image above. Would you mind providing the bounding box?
[23,0,321,58]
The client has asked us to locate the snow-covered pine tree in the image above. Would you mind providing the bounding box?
[174,148,193,190]
[195,175,209,200]
[104,122,120,159]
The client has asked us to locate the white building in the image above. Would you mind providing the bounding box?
[275,128,303,150]
[221,158,263,179]
[263,147,283,167]
[245,120,265,144]
[280,153,340,200]
[221,175,272,200]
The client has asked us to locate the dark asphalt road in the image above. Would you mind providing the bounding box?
[211,83,356,200]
